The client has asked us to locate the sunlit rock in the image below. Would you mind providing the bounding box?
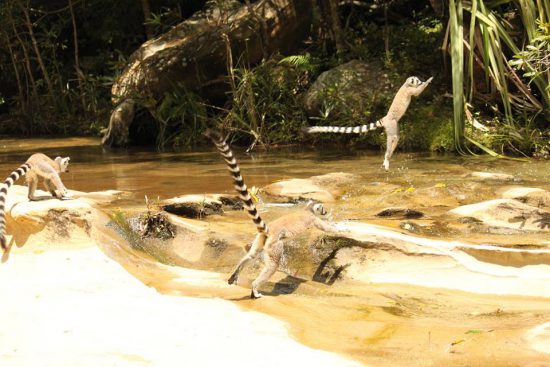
[449,199,550,232]
[498,186,550,208]
[2,185,122,256]
[262,172,357,203]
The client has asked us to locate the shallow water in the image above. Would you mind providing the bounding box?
[2,137,550,366]
[1,137,548,200]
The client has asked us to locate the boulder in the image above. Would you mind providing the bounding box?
[161,194,242,218]
[2,185,121,256]
[376,207,425,219]
[103,0,316,147]
[303,60,390,118]
[449,199,550,232]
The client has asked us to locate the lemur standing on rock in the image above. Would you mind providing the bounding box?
[0,153,72,251]
[304,76,433,170]
[205,129,343,299]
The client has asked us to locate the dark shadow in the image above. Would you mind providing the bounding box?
[271,275,307,296]
[534,213,550,229]
[312,247,351,285]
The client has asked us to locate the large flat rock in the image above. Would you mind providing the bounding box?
[449,198,550,232]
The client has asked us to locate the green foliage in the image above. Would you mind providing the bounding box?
[510,20,550,92]
[225,59,313,146]
[153,86,208,149]
[448,0,550,157]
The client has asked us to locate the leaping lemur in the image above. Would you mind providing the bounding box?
[304,76,433,170]
[0,153,72,251]
[205,129,342,299]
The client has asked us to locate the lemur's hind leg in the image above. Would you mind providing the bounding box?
[383,133,400,171]
[26,172,41,201]
[250,238,284,299]
[228,232,267,285]
[44,179,58,197]
[37,163,72,200]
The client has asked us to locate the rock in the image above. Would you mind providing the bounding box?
[103,0,316,147]
[161,194,242,218]
[468,171,517,181]
[262,172,358,203]
[498,187,550,208]
[449,199,550,232]
[303,60,390,118]
[2,185,119,255]
[376,207,425,219]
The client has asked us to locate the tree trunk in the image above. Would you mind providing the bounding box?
[140,0,154,40]
[20,1,55,99]
[103,0,315,147]
[9,13,38,101]
[3,32,26,113]
[326,0,345,53]
[68,0,86,112]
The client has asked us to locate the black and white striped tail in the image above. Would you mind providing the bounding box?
[304,120,383,134]
[0,163,31,250]
[204,129,268,234]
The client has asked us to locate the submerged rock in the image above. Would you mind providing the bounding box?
[449,199,550,232]
[468,171,517,181]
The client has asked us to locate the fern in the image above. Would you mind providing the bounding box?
[278,54,318,73]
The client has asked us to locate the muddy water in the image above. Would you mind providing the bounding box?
[2,137,550,366]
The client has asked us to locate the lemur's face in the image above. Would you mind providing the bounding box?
[55,157,71,172]
[308,201,327,216]
[406,76,422,87]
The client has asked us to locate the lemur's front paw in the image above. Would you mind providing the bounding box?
[426,76,434,84]
[60,194,74,200]
[251,289,263,299]
[382,159,390,171]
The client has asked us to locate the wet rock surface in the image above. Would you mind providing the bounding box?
[161,194,242,218]
[450,198,550,232]
[262,172,358,203]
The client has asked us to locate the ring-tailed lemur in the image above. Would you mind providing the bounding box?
[204,129,341,299]
[305,76,433,170]
[0,153,72,251]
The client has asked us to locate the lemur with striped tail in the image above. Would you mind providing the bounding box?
[205,129,341,299]
[0,153,72,251]
[305,76,433,170]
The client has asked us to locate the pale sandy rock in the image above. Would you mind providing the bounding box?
[263,178,334,202]
[525,322,550,355]
[0,247,362,367]
[449,199,550,232]
[468,171,517,181]
[334,221,550,297]
[3,185,120,254]
[262,172,358,203]
[498,186,550,208]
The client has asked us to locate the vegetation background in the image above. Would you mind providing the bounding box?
[0,0,547,157]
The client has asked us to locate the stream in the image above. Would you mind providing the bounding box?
[2,137,549,367]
